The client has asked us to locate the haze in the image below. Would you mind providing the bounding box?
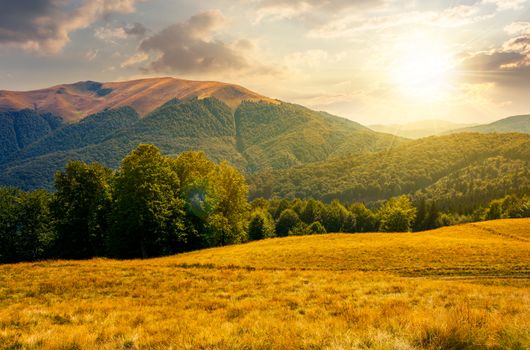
[0,0,529,124]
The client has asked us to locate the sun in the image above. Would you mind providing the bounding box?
[390,36,455,100]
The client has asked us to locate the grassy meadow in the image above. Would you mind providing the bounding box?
[1,218,529,349]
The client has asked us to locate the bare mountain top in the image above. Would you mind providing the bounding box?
[0,77,278,122]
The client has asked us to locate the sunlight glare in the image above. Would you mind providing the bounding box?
[391,36,455,100]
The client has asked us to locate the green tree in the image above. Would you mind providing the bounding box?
[109,144,186,258]
[378,196,417,232]
[52,161,112,258]
[248,209,275,240]
[322,201,349,232]
[307,221,326,234]
[300,199,325,224]
[349,203,378,232]
[276,209,301,237]
[0,188,53,263]
[207,162,250,245]
[413,198,427,231]
[485,200,503,220]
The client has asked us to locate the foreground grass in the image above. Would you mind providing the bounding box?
[1,219,529,349]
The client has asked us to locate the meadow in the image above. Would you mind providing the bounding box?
[1,218,529,349]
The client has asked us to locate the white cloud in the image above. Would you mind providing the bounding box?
[95,27,127,43]
[85,49,99,61]
[482,0,527,10]
[121,52,149,68]
[504,21,530,35]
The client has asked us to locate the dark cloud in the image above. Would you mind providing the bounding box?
[124,22,147,37]
[139,10,249,73]
[460,31,530,87]
[0,0,139,53]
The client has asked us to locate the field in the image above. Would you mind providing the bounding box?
[1,219,529,349]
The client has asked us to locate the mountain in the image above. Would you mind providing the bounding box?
[448,114,530,134]
[249,133,530,212]
[0,78,403,190]
[0,77,277,122]
[369,120,477,139]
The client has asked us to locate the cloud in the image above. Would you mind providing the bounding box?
[255,0,384,22]
[95,26,128,42]
[124,22,147,37]
[482,0,527,10]
[121,52,149,68]
[460,24,530,87]
[504,21,530,35]
[284,49,346,69]
[308,4,493,38]
[85,49,99,61]
[137,10,277,75]
[0,0,140,54]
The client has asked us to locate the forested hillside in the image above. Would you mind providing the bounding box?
[249,133,530,212]
[0,98,401,190]
[0,109,62,163]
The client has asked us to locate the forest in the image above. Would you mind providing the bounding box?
[1,144,529,264]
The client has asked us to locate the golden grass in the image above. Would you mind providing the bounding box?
[1,219,529,349]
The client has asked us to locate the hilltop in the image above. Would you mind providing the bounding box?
[0,77,277,122]
[0,218,528,349]
[448,114,530,134]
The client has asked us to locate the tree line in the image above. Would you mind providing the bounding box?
[1,144,529,263]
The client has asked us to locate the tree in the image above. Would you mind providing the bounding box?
[300,199,324,224]
[109,144,186,258]
[485,200,502,220]
[349,203,378,232]
[172,151,216,188]
[423,201,439,230]
[251,197,269,211]
[248,209,275,240]
[276,209,301,236]
[207,162,250,245]
[52,161,112,259]
[413,198,427,231]
[274,199,291,220]
[378,196,417,232]
[307,221,326,234]
[322,201,349,232]
[0,188,53,263]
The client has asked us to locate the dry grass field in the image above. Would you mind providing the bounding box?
[1,219,529,349]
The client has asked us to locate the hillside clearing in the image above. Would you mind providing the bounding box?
[1,219,529,349]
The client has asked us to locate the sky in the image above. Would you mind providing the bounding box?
[0,0,529,125]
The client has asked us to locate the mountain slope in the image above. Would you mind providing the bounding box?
[0,96,403,190]
[0,77,277,122]
[249,133,530,210]
[449,114,530,134]
[0,109,62,163]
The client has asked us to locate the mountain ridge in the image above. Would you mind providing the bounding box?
[0,77,278,122]
[447,114,530,134]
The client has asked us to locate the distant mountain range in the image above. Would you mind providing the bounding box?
[369,120,478,139]
[447,114,530,134]
[0,77,401,190]
[370,115,530,139]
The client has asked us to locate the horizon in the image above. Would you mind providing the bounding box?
[1,1,530,124]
